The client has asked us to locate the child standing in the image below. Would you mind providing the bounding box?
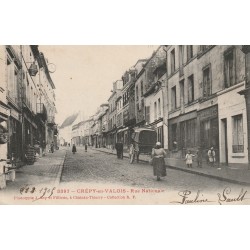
[185,151,195,168]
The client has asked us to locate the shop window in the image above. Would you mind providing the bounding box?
[200,118,218,150]
[171,124,178,150]
[180,119,197,149]
[224,48,235,88]
[232,114,244,153]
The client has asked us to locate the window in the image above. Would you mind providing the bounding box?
[200,45,210,52]
[232,114,244,153]
[158,98,161,117]
[136,85,139,101]
[179,46,184,76]
[170,49,175,74]
[154,101,157,120]
[187,45,193,61]
[179,45,184,67]
[203,65,211,98]
[171,86,177,110]
[180,80,184,107]
[141,81,143,96]
[188,74,194,103]
[145,106,150,123]
[224,48,235,88]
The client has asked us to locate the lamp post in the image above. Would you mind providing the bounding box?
[239,46,250,169]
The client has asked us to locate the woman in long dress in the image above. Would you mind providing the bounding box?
[151,142,167,181]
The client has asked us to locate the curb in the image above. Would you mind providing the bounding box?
[54,150,67,186]
[93,148,250,187]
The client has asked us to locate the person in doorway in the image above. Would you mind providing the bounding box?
[208,147,216,167]
[151,142,167,181]
[197,147,203,168]
[185,150,195,168]
[72,144,77,154]
[115,140,123,159]
[50,142,54,153]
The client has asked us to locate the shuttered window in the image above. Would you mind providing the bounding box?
[188,74,194,103]
[224,48,235,88]
[232,114,244,153]
[203,66,211,98]
[171,86,177,110]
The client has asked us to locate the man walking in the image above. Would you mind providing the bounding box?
[115,140,123,159]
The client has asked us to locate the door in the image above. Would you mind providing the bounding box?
[221,119,228,165]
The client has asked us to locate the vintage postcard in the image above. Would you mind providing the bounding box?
[1,45,250,205]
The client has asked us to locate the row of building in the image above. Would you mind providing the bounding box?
[61,45,249,168]
[0,45,57,170]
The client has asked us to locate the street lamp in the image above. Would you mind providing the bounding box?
[239,45,250,169]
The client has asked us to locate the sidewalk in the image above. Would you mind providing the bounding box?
[93,147,250,186]
[1,148,66,192]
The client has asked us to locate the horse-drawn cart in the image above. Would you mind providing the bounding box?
[129,127,157,164]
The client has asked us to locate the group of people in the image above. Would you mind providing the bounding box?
[185,147,216,168]
[71,143,88,154]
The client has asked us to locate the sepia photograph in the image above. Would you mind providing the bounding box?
[1,45,250,205]
[2,1,250,250]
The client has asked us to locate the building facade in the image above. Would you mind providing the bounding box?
[167,45,248,167]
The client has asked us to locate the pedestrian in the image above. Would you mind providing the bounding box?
[85,143,88,152]
[208,147,216,167]
[115,140,123,159]
[72,144,77,154]
[50,142,54,153]
[151,142,167,181]
[185,150,195,168]
[197,147,203,168]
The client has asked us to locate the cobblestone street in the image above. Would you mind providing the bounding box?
[61,147,246,192]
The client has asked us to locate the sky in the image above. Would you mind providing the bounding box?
[39,45,158,126]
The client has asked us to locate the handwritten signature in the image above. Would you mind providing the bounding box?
[19,184,56,202]
[172,187,249,205]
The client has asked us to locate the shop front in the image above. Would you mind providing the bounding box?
[168,110,198,158]
[8,109,22,163]
[197,105,219,160]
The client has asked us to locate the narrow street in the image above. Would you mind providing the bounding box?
[61,147,245,192]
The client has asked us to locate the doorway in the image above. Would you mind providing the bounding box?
[221,119,228,165]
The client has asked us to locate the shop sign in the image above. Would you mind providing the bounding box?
[198,105,218,120]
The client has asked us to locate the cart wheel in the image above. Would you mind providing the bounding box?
[129,152,134,164]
